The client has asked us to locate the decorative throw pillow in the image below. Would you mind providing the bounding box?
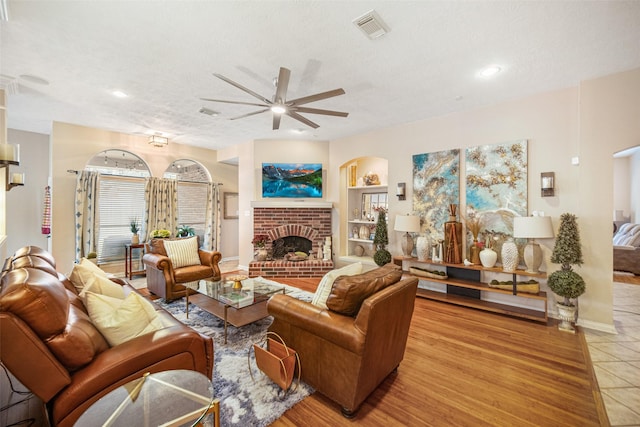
[311,262,363,309]
[326,263,402,317]
[79,273,125,303]
[85,291,164,346]
[163,237,200,268]
[68,258,109,293]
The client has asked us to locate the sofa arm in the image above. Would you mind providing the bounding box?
[198,250,222,278]
[267,294,365,354]
[142,253,174,273]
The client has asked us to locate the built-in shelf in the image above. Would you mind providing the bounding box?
[394,256,548,323]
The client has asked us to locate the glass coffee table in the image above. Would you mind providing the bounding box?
[75,369,218,426]
[188,277,285,343]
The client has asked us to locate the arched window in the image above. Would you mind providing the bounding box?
[86,150,150,263]
[164,159,211,242]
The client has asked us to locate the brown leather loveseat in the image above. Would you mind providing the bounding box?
[0,246,214,427]
[142,237,222,301]
[267,263,418,417]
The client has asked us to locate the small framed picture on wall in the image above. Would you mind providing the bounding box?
[224,192,239,219]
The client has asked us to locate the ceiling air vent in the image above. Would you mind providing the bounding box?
[353,10,389,40]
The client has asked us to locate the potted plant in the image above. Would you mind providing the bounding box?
[130,218,140,244]
[373,207,392,266]
[547,213,586,333]
[150,229,171,239]
[252,234,270,261]
[86,252,98,265]
[177,224,195,238]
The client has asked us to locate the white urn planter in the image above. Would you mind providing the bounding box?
[556,303,577,333]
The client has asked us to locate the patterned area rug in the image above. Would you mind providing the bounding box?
[157,280,315,427]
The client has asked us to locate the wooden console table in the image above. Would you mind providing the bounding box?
[125,243,146,280]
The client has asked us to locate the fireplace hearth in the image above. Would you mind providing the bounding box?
[249,203,334,278]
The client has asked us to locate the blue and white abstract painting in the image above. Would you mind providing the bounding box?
[465,140,528,238]
[412,149,460,240]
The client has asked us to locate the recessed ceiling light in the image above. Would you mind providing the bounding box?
[112,90,128,98]
[292,128,306,134]
[479,65,502,78]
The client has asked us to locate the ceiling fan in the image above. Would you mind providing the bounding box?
[200,67,348,130]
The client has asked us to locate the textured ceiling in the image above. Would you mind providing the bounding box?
[1,1,640,150]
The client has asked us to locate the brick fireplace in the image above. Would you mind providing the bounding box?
[249,202,334,278]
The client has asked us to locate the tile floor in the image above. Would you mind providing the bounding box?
[584,282,640,426]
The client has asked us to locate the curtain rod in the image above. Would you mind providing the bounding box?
[66,169,222,184]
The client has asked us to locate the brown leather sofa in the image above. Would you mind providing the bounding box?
[142,237,222,301]
[0,246,214,427]
[267,263,418,417]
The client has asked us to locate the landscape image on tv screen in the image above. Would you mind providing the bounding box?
[262,163,323,198]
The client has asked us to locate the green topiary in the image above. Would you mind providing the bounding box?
[374,248,392,266]
[548,270,586,302]
[373,207,391,266]
[548,213,586,306]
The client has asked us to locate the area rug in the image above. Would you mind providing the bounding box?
[157,279,315,427]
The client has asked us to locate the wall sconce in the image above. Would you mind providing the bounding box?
[396,182,406,200]
[1,143,23,191]
[541,172,555,197]
[148,135,169,148]
[6,169,24,191]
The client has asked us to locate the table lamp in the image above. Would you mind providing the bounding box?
[394,214,421,257]
[513,216,554,273]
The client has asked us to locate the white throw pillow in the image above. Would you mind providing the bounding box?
[311,262,363,309]
[68,258,109,293]
[79,273,125,303]
[164,237,200,268]
[85,292,164,346]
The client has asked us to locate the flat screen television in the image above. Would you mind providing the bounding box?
[261,163,322,198]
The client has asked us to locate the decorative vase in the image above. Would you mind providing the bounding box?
[416,235,430,261]
[256,248,268,261]
[354,244,365,257]
[479,248,497,268]
[443,204,462,263]
[501,238,518,272]
[470,241,481,265]
[556,303,577,333]
[131,234,139,245]
[359,225,370,240]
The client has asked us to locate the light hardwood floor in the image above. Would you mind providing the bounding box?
[270,277,609,427]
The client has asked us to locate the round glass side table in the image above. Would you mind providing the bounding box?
[74,369,219,427]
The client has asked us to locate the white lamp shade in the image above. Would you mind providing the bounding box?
[513,216,554,239]
[394,215,420,233]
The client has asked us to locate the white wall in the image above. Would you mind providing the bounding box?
[6,129,50,255]
[613,156,631,222]
[630,150,640,223]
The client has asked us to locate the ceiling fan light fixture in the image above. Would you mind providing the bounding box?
[270,104,287,114]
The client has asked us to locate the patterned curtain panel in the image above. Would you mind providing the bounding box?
[203,183,221,251]
[144,177,178,240]
[74,170,100,261]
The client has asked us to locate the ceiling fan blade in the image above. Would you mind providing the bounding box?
[293,106,349,117]
[213,73,272,105]
[229,108,270,120]
[286,111,320,129]
[287,88,346,106]
[273,113,282,130]
[200,98,268,108]
[274,67,291,104]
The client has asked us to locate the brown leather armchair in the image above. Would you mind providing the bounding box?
[267,264,418,417]
[142,238,222,301]
[0,246,213,427]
